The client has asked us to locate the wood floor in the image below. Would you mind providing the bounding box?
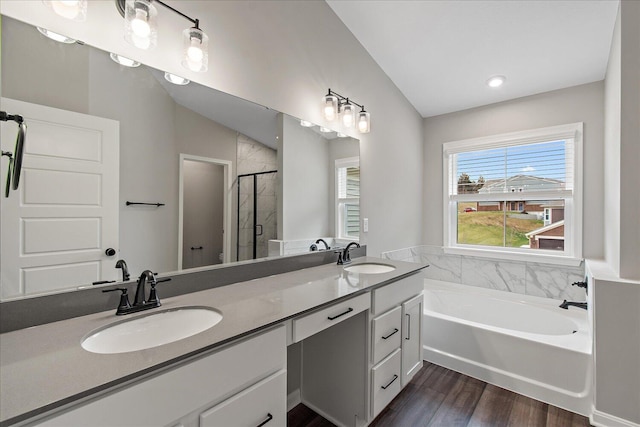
[287,362,592,427]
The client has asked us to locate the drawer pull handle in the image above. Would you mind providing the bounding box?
[328,307,353,320]
[405,313,411,340]
[256,413,273,427]
[381,374,398,390]
[382,328,399,340]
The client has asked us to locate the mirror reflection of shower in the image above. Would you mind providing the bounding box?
[1,111,27,198]
[237,170,278,261]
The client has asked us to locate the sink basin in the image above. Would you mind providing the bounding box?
[344,263,396,274]
[81,307,223,354]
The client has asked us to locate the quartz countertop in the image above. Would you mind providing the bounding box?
[0,257,427,426]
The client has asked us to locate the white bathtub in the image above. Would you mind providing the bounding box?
[423,279,592,416]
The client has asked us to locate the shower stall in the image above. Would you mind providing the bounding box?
[236,170,278,261]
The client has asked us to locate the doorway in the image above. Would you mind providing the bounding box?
[178,155,232,269]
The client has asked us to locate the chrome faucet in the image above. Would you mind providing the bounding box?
[337,242,361,265]
[115,259,130,282]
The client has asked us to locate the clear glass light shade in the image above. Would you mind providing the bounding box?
[124,0,158,50]
[42,0,87,21]
[323,95,338,121]
[357,111,370,133]
[164,72,190,85]
[182,27,209,72]
[342,103,355,128]
[109,53,140,68]
[36,27,77,43]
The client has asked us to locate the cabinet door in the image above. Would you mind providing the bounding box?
[401,294,423,387]
[199,370,286,427]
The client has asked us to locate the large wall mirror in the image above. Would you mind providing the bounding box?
[0,16,360,301]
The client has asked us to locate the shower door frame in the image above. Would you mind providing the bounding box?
[237,170,277,261]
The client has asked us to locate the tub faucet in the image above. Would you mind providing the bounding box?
[559,300,587,310]
[315,238,330,250]
[338,242,360,265]
[115,259,130,282]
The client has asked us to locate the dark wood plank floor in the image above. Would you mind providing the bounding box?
[288,362,592,427]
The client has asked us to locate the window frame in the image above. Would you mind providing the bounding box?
[335,157,360,242]
[442,123,583,266]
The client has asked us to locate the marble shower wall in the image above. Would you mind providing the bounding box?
[237,134,278,261]
[381,245,586,301]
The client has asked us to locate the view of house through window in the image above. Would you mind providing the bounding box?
[444,123,581,258]
[336,158,360,240]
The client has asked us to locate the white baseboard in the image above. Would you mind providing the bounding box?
[287,389,301,411]
[591,409,640,427]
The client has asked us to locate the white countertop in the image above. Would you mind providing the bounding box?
[0,257,427,426]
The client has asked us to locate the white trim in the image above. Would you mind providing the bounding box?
[443,122,583,154]
[287,389,301,411]
[335,157,360,241]
[591,409,640,427]
[178,154,233,269]
[442,122,583,261]
[526,220,565,237]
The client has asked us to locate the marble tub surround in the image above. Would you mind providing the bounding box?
[0,256,427,426]
[268,237,353,257]
[381,245,585,301]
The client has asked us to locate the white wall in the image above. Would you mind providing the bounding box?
[280,114,330,240]
[423,81,605,260]
[0,0,425,257]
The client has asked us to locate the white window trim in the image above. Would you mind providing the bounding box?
[442,122,583,266]
[335,157,360,242]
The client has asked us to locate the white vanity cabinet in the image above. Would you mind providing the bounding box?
[28,326,286,427]
[369,273,423,420]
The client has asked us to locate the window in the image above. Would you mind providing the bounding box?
[336,157,360,240]
[443,123,583,263]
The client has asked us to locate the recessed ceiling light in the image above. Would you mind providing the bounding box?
[164,72,190,85]
[336,132,347,138]
[487,75,506,88]
[319,127,332,133]
[36,27,77,44]
[109,53,141,68]
[300,120,313,127]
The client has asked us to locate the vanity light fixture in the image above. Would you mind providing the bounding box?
[110,53,141,68]
[36,27,77,44]
[322,89,370,133]
[115,0,209,72]
[487,75,506,88]
[42,0,87,22]
[164,72,190,85]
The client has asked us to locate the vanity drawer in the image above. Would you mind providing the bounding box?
[292,293,369,342]
[371,273,423,316]
[371,348,402,419]
[371,306,402,365]
[200,370,286,427]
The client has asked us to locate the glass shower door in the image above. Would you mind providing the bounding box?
[237,170,277,261]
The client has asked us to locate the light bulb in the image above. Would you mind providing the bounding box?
[131,9,151,37]
[182,27,209,72]
[323,95,338,121]
[342,103,355,128]
[357,110,370,133]
[43,0,86,21]
[124,0,157,50]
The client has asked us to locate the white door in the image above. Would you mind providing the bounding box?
[1,98,119,299]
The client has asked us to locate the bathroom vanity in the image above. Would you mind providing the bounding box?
[0,257,426,427]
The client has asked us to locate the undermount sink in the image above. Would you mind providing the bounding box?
[81,307,223,354]
[344,263,396,274]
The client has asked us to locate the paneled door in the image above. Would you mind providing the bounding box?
[1,98,119,299]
